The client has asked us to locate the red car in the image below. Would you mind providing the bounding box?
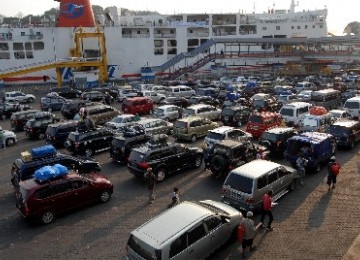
[15,172,113,224]
[121,97,154,115]
[246,112,283,138]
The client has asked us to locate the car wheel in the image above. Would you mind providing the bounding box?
[40,210,55,224]
[350,141,355,149]
[190,135,197,143]
[38,133,45,140]
[99,190,112,202]
[314,163,321,173]
[28,97,34,103]
[6,138,15,146]
[193,155,203,168]
[85,148,94,157]
[156,168,167,182]
[210,155,227,174]
[237,121,242,127]
[289,180,297,191]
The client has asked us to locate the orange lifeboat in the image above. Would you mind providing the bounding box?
[309,106,328,116]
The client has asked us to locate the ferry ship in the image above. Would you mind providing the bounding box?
[0,0,328,85]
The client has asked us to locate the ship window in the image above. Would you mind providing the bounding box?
[305,25,308,29]
[200,39,207,44]
[0,43,8,51]
[33,42,44,50]
[276,26,280,30]
[189,29,193,33]
[167,40,177,47]
[188,39,198,46]
[319,24,323,28]
[297,26,300,29]
[168,48,177,55]
[13,42,24,50]
[0,52,10,59]
[312,25,315,28]
[25,42,32,50]
[21,32,25,36]
[154,48,164,55]
[262,27,267,30]
[14,51,25,59]
[26,51,34,59]
[170,29,174,34]
[154,40,164,47]
[291,26,294,29]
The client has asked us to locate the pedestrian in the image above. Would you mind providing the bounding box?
[296,152,307,186]
[239,211,259,259]
[327,156,340,191]
[0,128,4,149]
[145,167,157,204]
[168,187,180,208]
[134,113,140,121]
[260,190,274,231]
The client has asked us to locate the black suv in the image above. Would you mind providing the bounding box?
[205,139,267,177]
[50,87,82,99]
[328,119,360,149]
[10,110,41,131]
[11,148,101,188]
[65,128,114,156]
[40,95,69,112]
[45,120,79,147]
[110,127,151,163]
[253,97,282,112]
[259,127,299,158]
[221,105,252,127]
[127,135,204,182]
[25,112,60,139]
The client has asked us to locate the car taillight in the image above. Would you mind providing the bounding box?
[29,128,33,133]
[276,141,282,147]
[75,142,80,148]
[138,162,149,169]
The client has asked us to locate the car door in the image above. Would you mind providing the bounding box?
[185,222,210,259]
[267,170,282,201]
[70,179,93,206]
[173,144,191,169]
[204,216,228,254]
[48,181,76,213]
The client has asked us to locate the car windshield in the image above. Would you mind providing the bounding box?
[280,108,294,117]
[45,126,56,135]
[329,111,342,118]
[111,117,124,123]
[207,132,224,140]
[344,101,359,109]
[287,140,306,155]
[224,174,253,194]
[261,132,279,142]
[248,115,263,124]
[253,100,266,107]
[154,108,164,114]
[128,150,145,162]
[278,95,289,102]
[302,117,319,127]
[222,108,234,116]
[111,138,125,148]
[127,235,159,260]
[174,121,187,129]
[329,125,351,135]
[183,108,195,115]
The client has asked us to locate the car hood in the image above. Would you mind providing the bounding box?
[3,129,16,137]
[199,200,242,218]
[283,165,297,174]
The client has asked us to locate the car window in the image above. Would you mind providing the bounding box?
[187,223,207,246]
[204,216,222,232]
[169,233,187,258]
[257,175,267,189]
[267,171,278,185]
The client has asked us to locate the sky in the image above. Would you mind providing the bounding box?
[0,0,357,35]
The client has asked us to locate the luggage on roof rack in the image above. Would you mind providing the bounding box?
[31,145,56,159]
[309,106,327,116]
[34,164,69,181]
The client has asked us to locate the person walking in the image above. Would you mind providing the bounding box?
[168,187,180,208]
[0,128,4,149]
[296,152,308,186]
[239,211,259,259]
[260,190,274,231]
[327,156,340,191]
[145,167,157,204]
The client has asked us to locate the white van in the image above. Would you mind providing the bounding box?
[279,102,312,126]
[166,85,196,98]
[126,200,242,259]
[344,96,360,119]
[300,112,333,132]
[294,81,316,93]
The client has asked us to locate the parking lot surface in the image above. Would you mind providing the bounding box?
[0,89,360,259]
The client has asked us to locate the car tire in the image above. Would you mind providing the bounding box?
[190,135,197,143]
[85,148,94,157]
[40,210,55,224]
[289,180,297,191]
[6,138,15,146]
[28,97,34,103]
[193,155,203,168]
[350,140,355,149]
[314,163,321,173]
[210,155,227,174]
[156,168,167,182]
[99,190,112,202]
[38,133,45,140]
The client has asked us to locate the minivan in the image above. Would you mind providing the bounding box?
[166,85,196,98]
[344,96,360,119]
[279,102,312,126]
[183,104,221,121]
[126,200,242,259]
[310,88,341,110]
[221,160,298,211]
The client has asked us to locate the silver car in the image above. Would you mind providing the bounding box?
[154,105,180,121]
[137,118,173,135]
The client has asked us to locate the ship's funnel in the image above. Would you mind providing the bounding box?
[58,0,96,27]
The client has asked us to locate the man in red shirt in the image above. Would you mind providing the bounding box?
[260,190,274,231]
